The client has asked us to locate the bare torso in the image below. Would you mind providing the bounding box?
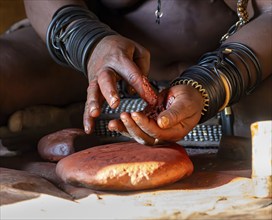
[89,0,237,80]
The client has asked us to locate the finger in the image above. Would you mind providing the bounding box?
[87,80,103,117]
[130,112,158,136]
[131,112,184,141]
[83,101,96,134]
[133,43,150,76]
[115,59,143,90]
[108,119,131,138]
[84,81,103,133]
[157,104,191,130]
[157,90,201,129]
[113,58,157,106]
[120,112,155,145]
[98,68,120,109]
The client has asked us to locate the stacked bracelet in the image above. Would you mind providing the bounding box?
[199,42,262,103]
[171,42,262,124]
[46,5,117,77]
[171,65,226,123]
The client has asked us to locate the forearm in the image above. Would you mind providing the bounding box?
[171,8,271,124]
[24,0,87,41]
[225,10,272,80]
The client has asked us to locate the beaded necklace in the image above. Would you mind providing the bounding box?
[155,0,249,31]
[221,0,249,42]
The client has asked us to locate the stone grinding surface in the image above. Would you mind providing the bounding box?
[56,142,193,191]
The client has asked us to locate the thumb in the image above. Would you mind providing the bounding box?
[157,105,183,129]
[157,96,198,129]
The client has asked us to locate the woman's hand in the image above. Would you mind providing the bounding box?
[83,35,157,134]
[108,85,204,145]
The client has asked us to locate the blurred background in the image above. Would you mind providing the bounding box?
[0,0,26,33]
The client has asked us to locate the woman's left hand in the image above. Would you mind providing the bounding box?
[108,84,204,145]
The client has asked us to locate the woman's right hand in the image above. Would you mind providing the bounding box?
[83,34,157,134]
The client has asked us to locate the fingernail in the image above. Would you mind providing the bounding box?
[84,126,90,133]
[122,119,127,123]
[131,115,138,122]
[109,126,117,132]
[90,106,98,114]
[110,96,119,108]
[158,116,169,128]
[121,117,127,123]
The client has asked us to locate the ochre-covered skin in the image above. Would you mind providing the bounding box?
[38,128,85,162]
[143,89,175,120]
[56,141,194,191]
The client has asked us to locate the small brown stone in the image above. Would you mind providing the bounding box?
[37,128,85,162]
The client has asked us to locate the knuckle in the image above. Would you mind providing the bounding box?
[168,108,180,123]
[127,72,139,85]
[88,80,98,90]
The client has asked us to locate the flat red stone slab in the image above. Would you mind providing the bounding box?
[56,142,193,191]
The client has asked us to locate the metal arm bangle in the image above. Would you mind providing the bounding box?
[218,72,231,111]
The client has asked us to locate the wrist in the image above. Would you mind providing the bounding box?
[171,79,209,117]
[46,5,118,77]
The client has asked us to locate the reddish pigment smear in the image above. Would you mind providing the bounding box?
[143,89,176,120]
[142,76,158,106]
